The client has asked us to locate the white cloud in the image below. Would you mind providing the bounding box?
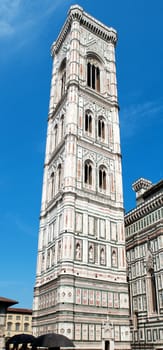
[120,99,163,138]
[0,0,21,37]
[0,0,70,40]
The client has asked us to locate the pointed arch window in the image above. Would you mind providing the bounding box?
[61,71,66,96]
[50,172,55,199]
[84,161,92,186]
[112,249,117,267]
[99,166,107,190]
[87,62,100,92]
[60,115,64,140]
[98,117,105,140]
[58,164,62,190]
[85,112,92,134]
[60,58,66,97]
[54,124,58,148]
[89,244,94,262]
[100,248,105,265]
[75,242,81,260]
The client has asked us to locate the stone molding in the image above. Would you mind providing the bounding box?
[51,5,117,55]
[125,192,163,225]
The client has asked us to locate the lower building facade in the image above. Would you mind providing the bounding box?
[5,307,32,340]
[0,297,18,350]
[125,178,163,350]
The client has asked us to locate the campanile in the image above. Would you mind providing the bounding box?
[33,5,131,350]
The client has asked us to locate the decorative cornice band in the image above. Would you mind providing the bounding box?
[125,193,163,226]
[51,6,117,56]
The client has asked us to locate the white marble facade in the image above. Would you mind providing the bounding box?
[33,5,131,350]
[125,178,163,350]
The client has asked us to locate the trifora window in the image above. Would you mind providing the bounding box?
[87,60,100,92]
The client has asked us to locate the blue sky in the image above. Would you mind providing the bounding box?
[0,0,162,308]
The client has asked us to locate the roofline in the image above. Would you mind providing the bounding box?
[142,179,163,200]
[7,307,32,314]
[0,296,18,307]
[51,5,117,55]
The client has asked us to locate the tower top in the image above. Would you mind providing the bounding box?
[132,178,153,205]
[51,4,117,55]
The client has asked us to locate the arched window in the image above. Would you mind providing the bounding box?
[87,62,100,92]
[15,323,20,331]
[85,112,92,134]
[61,71,66,96]
[76,243,81,260]
[58,164,62,190]
[112,249,117,267]
[60,115,64,140]
[89,245,94,262]
[98,117,105,140]
[50,172,55,199]
[24,323,29,332]
[99,166,106,190]
[84,161,92,185]
[60,58,66,97]
[7,322,12,331]
[54,124,58,148]
[100,248,105,265]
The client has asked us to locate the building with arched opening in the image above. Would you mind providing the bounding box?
[32,5,131,350]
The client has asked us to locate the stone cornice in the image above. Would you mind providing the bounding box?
[80,85,119,110]
[125,192,163,226]
[51,5,117,56]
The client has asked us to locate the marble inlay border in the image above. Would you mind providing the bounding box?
[51,5,117,55]
[125,193,163,225]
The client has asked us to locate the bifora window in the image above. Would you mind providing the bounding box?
[87,62,100,92]
[85,112,92,134]
[99,166,106,190]
[98,117,105,140]
[84,161,92,185]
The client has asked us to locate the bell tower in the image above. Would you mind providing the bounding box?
[33,5,131,350]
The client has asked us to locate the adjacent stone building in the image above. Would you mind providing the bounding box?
[0,297,18,350]
[32,5,131,350]
[125,178,163,350]
[5,307,32,340]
